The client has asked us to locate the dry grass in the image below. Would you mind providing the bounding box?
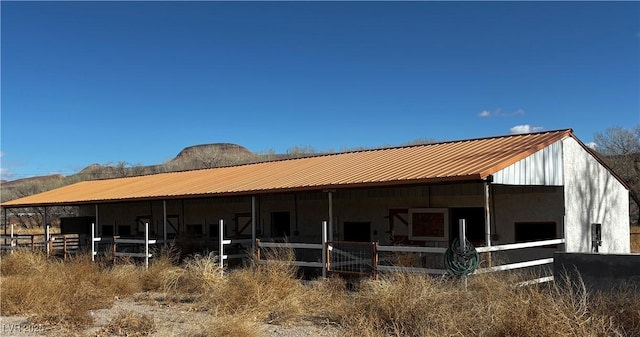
[0,250,173,329]
[188,314,262,337]
[103,310,156,336]
[1,251,115,327]
[169,247,310,324]
[330,272,632,337]
[2,249,639,336]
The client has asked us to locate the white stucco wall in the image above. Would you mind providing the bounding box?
[563,137,630,253]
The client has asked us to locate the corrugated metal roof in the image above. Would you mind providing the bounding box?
[2,129,576,207]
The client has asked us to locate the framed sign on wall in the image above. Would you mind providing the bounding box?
[408,208,449,241]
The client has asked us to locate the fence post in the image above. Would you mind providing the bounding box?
[459,219,468,289]
[372,242,379,280]
[219,219,226,276]
[145,222,149,269]
[459,219,467,252]
[45,224,50,256]
[10,223,14,253]
[255,239,261,262]
[91,222,96,262]
[322,221,327,278]
[112,237,117,264]
[64,236,68,260]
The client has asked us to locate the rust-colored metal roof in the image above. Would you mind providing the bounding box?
[2,129,575,207]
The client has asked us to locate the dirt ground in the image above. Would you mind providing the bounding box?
[0,292,342,337]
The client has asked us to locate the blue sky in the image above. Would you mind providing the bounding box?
[1,1,639,181]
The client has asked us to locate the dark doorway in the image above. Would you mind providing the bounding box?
[515,222,556,243]
[343,222,371,242]
[271,211,290,238]
[449,208,485,245]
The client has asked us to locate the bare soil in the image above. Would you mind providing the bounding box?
[0,292,341,337]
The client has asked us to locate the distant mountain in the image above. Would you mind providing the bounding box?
[172,143,252,160]
[0,143,291,202]
[1,174,66,190]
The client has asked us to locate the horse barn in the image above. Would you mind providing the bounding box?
[0,129,631,281]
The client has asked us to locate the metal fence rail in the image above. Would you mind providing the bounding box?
[112,222,155,268]
[255,220,566,285]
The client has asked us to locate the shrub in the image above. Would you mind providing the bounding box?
[104,310,156,336]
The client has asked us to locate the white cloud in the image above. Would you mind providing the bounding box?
[478,108,525,118]
[509,124,544,134]
[585,142,598,150]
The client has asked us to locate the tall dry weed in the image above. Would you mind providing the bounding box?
[171,247,309,324]
[0,250,177,328]
[589,284,640,337]
[1,253,114,327]
[162,253,224,301]
[2,249,638,336]
[325,272,631,337]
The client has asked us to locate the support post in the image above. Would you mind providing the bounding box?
[95,204,99,237]
[484,180,492,266]
[322,220,328,278]
[251,196,256,253]
[163,200,167,242]
[145,222,150,269]
[328,191,334,241]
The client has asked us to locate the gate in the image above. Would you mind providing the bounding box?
[327,241,378,278]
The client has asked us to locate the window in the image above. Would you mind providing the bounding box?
[409,208,449,241]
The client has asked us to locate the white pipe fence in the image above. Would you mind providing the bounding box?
[255,220,565,284]
[91,222,102,261]
[217,219,253,275]
[113,222,156,269]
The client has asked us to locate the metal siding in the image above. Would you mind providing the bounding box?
[3,130,574,207]
[493,141,563,186]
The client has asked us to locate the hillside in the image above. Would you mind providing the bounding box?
[0,143,305,204]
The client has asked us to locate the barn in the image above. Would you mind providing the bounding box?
[1,129,631,277]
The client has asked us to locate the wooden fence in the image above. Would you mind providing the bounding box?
[1,230,81,260]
